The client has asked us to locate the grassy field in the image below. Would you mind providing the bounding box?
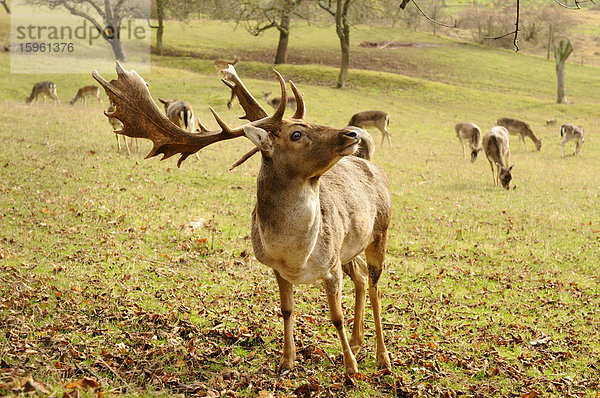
[1,15,600,398]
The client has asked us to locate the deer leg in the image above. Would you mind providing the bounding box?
[365,234,391,370]
[488,160,496,185]
[461,141,466,160]
[324,266,358,374]
[521,135,528,152]
[115,134,121,153]
[227,89,236,109]
[342,257,368,355]
[561,139,566,157]
[124,135,131,155]
[384,128,392,147]
[274,271,296,371]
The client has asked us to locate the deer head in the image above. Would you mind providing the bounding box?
[91,62,347,170]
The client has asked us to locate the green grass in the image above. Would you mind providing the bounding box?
[1,15,600,398]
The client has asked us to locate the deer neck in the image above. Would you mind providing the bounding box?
[253,161,322,271]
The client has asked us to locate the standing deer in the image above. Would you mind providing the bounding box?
[107,101,138,155]
[455,121,482,162]
[348,111,391,147]
[560,123,584,157]
[213,56,240,109]
[262,91,297,110]
[496,117,542,152]
[93,63,392,374]
[25,81,60,104]
[483,126,514,190]
[158,98,195,132]
[70,85,103,106]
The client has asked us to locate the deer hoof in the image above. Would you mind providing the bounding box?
[377,352,392,370]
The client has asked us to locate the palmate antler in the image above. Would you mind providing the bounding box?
[92,62,304,168]
[92,62,249,167]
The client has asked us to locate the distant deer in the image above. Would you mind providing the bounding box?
[455,122,482,162]
[94,62,392,375]
[262,91,297,110]
[348,111,391,147]
[546,118,557,126]
[158,98,195,132]
[560,123,584,157]
[213,55,239,73]
[70,85,103,106]
[107,101,138,155]
[496,117,542,152]
[25,81,60,104]
[483,126,514,190]
[213,56,240,109]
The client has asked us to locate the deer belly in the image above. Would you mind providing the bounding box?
[266,257,332,285]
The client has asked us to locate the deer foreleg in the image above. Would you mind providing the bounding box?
[275,271,296,371]
[324,266,358,374]
[561,139,567,157]
[365,236,391,370]
[521,135,528,152]
[461,140,466,160]
[342,257,368,355]
[115,133,121,153]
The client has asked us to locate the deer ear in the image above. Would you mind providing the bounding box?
[244,125,273,155]
[158,98,168,105]
[477,148,483,153]
[508,164,516,171]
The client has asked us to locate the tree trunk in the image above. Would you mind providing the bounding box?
[155,0,165,55]
[556,60,567,104]
[274,13,290,64]
[335,0,351,88]
[546,24,553,60]
[554,39,572,104]
[110,37,127,61]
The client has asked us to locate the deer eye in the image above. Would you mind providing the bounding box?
[290,131,302,141]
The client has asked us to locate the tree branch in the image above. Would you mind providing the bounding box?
[318,0,336,17]
[484,0,520,51]
[410,0,457,28]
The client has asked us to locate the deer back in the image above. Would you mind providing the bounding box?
[348,111,388,129]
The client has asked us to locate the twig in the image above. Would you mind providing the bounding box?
[484,0,520,51]
[96,356,129,387]
[410,0,457,28]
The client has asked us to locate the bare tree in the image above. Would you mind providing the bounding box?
[239,0,307,65]
[319,0,353,88]
[554,39,573,104]
[149,0,165,55]
[29,0,144,61]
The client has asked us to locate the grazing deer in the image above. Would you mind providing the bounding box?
[158,98,195,133]
[25,81,60,104]
[455,121,482,162]
[546,118,557,126]
[483,126,514,190]
[70,85,103,106]
[496,117,542,152]
[262,91,297,110]
[349,127,375,161]
[93,62,392,374]
[348,111,391,147]
[560,123,584,157]
[107,101,138,155]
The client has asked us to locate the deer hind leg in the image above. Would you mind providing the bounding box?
[365,234,391,370]
[324,266,359,374]
[488,159,497,185]
[124,135,131,155]
[521,135,528,152]
[274,271,296,372]
[560,138,568,157]
[342,257,368,355]
[460,140,466,160]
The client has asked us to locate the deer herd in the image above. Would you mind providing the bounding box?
[20,59,590,375]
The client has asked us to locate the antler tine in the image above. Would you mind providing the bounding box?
[272,69,287,121]
[221,65,268,122]
[289,80,305,120]
[230,147,259,170]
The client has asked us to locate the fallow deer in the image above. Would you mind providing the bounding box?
[70,85,103,106]
[25,81,60,104]
[455,121,482,162]
[483,126,514,190]
[93,62,392,374]
[107,101,138,155]
[213,57,240,109]
[158,98,195,133]
[262,91,297,110]
[496,117,542,152]
[560,123,584,157]
[213,55,239,73]
[348,111,392,147]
